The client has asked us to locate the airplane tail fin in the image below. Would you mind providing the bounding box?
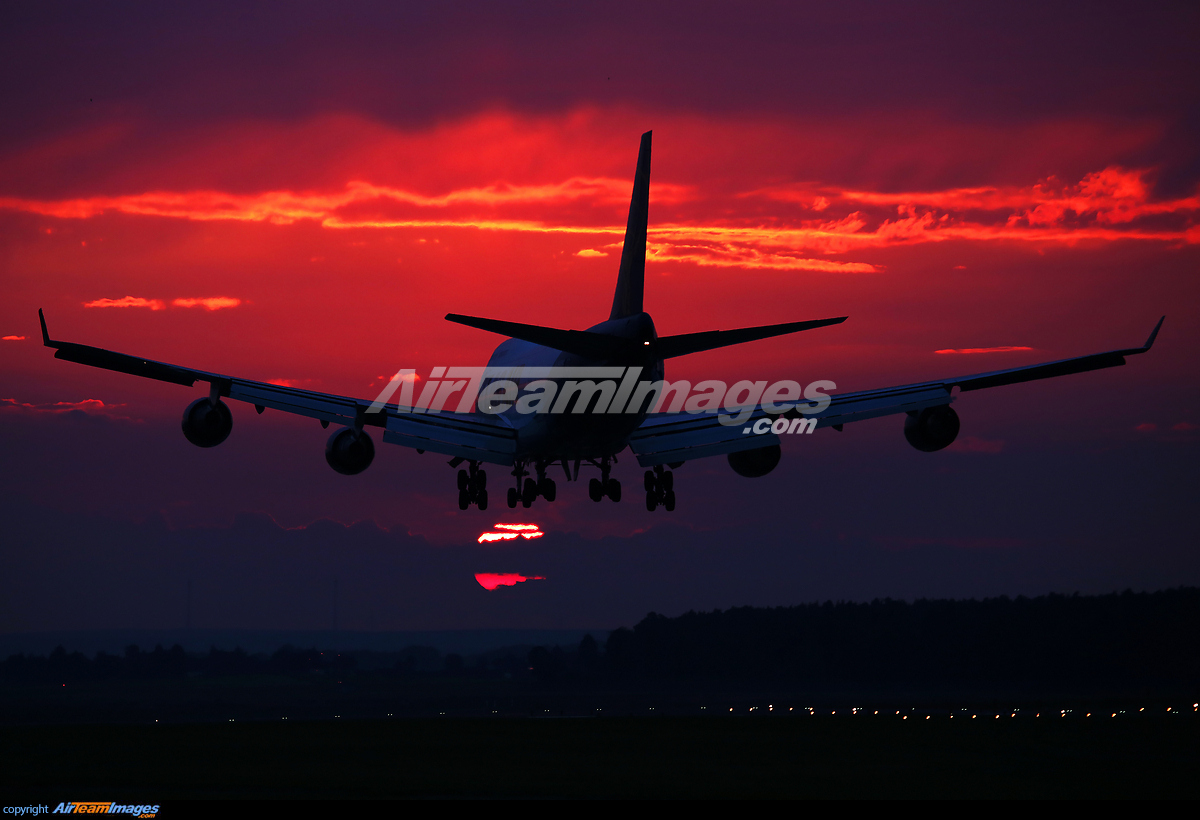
[610,131,651,320]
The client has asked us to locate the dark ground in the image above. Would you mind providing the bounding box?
[3,713,1198,799]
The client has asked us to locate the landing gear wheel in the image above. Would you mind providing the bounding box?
[540,478,557,502]
[661,471,673,492]
[646,491,657,511]
[477,489,488,511]
[606,478,621,502]
[664,490,676,512]
[522,477,538,505]
[475,470,487,491]
[457,469,469,491]
[507,487,518,508]
[589,478,604,502]
[458,489,470,510]
[644,471,656,493]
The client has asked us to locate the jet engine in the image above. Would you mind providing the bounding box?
[727,444,781,477]
[325,427,375,475]
[181,397,233,447]
[904,405,960,452]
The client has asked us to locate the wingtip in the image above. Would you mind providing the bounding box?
[1144,315,1165,350]
[38,308,50,346]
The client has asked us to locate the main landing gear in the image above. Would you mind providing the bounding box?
[644,465,676,512]
[587,456,621,503]
[507,461,558,509]
[454,460,488,510]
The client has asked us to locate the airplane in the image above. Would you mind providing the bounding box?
[38,131,1164,512]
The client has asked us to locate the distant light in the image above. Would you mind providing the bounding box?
[643,341,650,345]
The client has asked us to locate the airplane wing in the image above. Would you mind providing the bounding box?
[37,310,517,466]
[628,317,1164,467]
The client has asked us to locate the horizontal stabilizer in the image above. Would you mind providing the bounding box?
[445,313,634,359]
[656,316,847,359]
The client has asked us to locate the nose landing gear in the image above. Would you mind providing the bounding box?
[506,461,558,508]
[644,465,675,511]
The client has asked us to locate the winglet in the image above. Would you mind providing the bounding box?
[38,308,52,347]
[1142,316,1165,352]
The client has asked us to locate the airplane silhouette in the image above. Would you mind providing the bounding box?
[39,131,1164,512]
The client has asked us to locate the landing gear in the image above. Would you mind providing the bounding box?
[452,461,488,509]
[644,465,676,511]
[587,457,620,502]
[507,461,558,508]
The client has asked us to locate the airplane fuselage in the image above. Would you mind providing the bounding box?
[485,311,665,461]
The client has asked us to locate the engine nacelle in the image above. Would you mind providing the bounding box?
[181,398,233,448]
[904,405,960,452]
[325,427,375,475]
[727,444,781,478]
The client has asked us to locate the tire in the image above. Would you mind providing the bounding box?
[664,491,676,512]
[477,489,488,511]
[607,478,621,502]
[588,478,603,502]
[476,470,487,491]
[646,492,656,511]
[507,487,518,508]
[458,489,470,510]
[457,469,469,491]
[662,471,673,492]
[542,479,557,502]
[644,470,656,493]
[523,477,538,504]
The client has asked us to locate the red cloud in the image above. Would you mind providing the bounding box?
[0,398,133,419]
[948,436,1006,454]
[474,573,546,591]
[5,115,1194,279]
[936,346,1034,355]
[2,335,25,341]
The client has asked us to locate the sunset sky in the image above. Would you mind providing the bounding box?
[1,3,1198,634]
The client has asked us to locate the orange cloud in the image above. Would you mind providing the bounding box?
[2,335,25,341]
[83,296,165,310]
[172,297,242,310]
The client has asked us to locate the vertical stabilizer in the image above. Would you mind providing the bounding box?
[610,131,651,320]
